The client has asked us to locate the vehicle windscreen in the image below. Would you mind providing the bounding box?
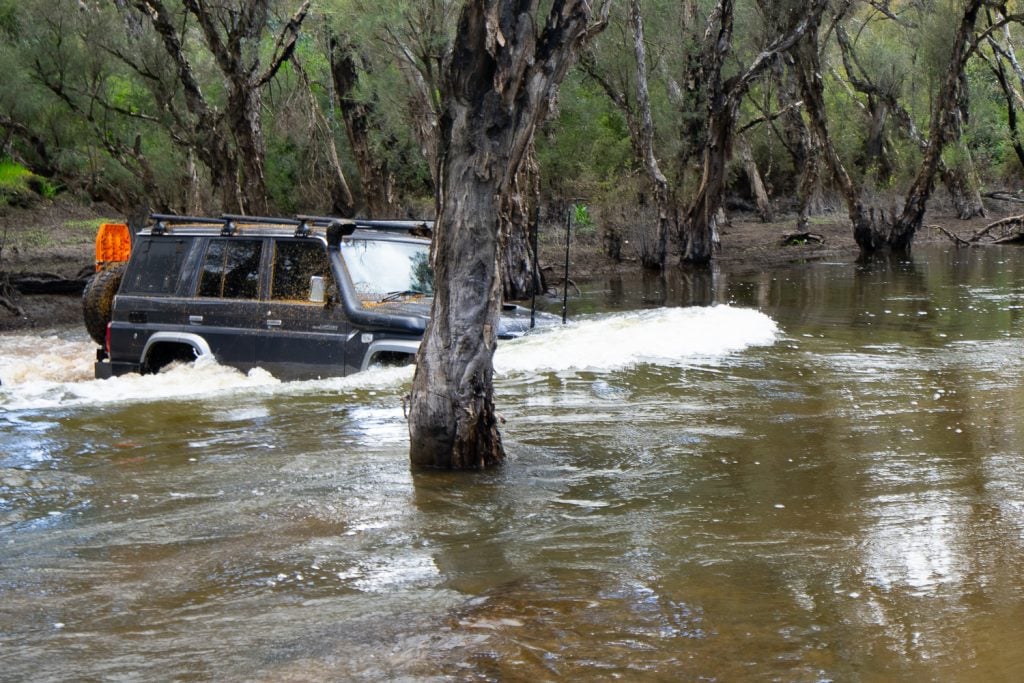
[340,238,433,302]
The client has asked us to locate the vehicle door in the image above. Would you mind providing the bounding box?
[254,238,349,379]
[190,237,264,371]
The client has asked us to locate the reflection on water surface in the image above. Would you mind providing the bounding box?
[2,245,1024,680]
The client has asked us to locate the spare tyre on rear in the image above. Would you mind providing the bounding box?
[82,263,126,345]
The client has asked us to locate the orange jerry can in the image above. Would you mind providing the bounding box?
[95,222,132,271]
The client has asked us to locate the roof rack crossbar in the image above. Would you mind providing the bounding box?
[221,214,301,226]
[150,213,226,226]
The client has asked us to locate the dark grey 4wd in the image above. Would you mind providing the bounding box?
[90,214,540,380]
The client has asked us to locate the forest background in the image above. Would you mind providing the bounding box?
[1,0,1023,285]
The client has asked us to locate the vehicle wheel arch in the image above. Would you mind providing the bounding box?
[141,333,212,373]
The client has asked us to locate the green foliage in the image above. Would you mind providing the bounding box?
[536,75,633,199]
[0,0,1016,224]
[0,159,56,206]
[572,203,594,235]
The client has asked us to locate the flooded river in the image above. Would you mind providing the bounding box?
[3,245,1024,680]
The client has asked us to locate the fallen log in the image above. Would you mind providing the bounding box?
[5,271,91,295]
[982,191,1024,204]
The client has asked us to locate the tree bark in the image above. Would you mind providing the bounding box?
[775,56,823,232]
[498,143,545,300]
[408,0,607,470]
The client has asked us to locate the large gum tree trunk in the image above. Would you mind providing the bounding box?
[886,0,983,250]
[408,0,607,470]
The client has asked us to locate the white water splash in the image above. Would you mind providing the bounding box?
[0,333,95,384]
[495,305,778,374]
[0,306,777,411]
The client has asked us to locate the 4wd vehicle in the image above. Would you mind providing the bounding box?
[86,214,541,380]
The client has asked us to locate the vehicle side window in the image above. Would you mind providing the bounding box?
[271,240,333,302]
[121,238,191,295]
[197,239,262,299]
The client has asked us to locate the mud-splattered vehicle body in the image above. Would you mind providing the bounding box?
[89,214,539,380]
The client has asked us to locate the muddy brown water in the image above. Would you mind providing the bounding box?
[3,244,1024,681]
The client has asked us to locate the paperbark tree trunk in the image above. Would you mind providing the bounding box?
[796,0,983,255]
[407,0,607,470]
[630,0,671,270]
[680,0,826,264]
[886,0,984,251]
[776,56,823,233]
[940,141,986,220]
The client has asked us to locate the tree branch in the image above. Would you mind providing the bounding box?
[257,0,311,88]
[736,99,803,136]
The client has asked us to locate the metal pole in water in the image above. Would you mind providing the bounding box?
[562,203,573,324]
[530,205,540,329]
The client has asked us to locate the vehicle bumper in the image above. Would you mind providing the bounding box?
[94,360,141,379]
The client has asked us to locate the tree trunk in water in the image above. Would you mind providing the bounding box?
[680,0,826,264]
[886,0,984,252]
[739,136,773,222]
[408,0,606,470]
[630,0,671,270]
[793,15,877,251]
[681,104,731,264]
[329,35,398,218]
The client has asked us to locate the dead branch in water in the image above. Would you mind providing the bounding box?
[927,224,973,247]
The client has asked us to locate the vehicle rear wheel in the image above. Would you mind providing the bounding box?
[82,264,126,345]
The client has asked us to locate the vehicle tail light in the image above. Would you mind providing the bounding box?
[105,322,112,354]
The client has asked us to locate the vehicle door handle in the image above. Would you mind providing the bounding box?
[266,319,282,328]
[189,315,203,325]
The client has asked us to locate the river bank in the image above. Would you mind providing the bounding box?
[0,196,1010,333]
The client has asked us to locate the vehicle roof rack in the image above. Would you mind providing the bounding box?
[148,213,432,239]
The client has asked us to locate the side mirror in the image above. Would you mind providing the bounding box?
[309,276,326,304]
